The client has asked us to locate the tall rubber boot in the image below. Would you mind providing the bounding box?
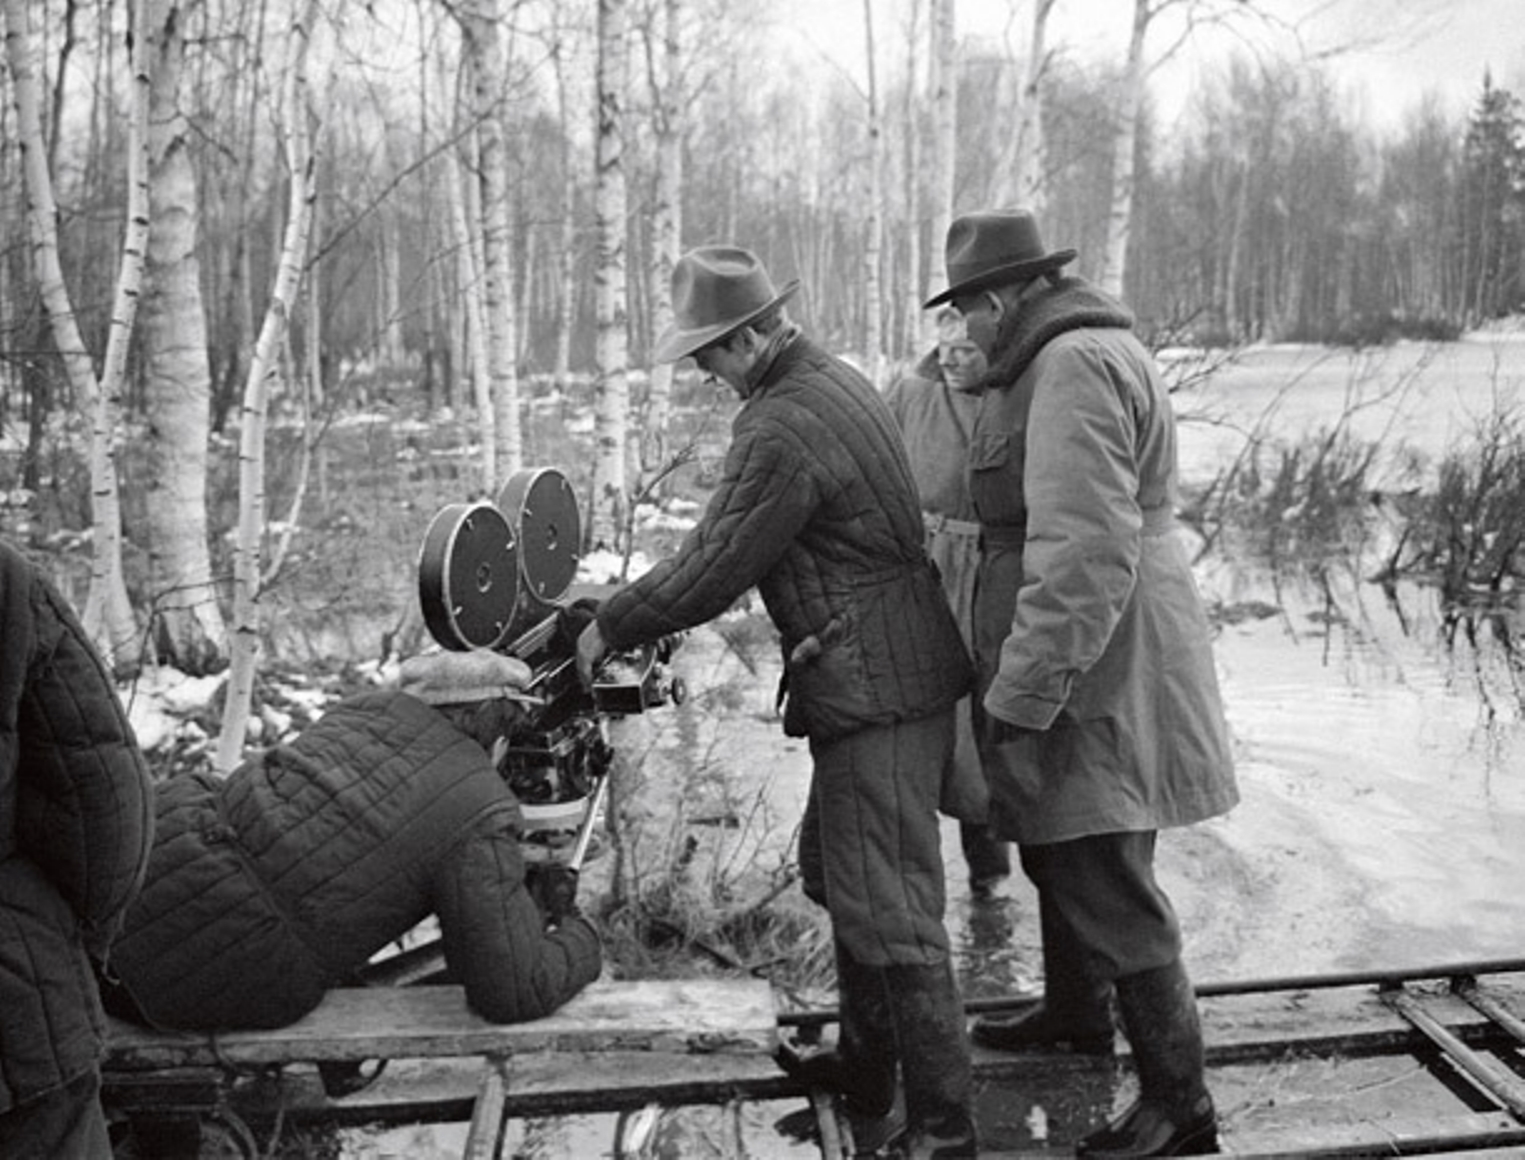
[1077,959,1217,1157]
[886,961,978,1158]
[971,889,1114,1054]
[775,943,907,1154]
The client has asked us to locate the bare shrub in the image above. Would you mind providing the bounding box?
[1399,405,1525,641]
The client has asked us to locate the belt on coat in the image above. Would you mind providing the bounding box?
[979,504,1175,550]
[924,512,981,539]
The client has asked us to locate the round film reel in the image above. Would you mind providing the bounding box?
[497,467,581,604]
[417,502,519,650]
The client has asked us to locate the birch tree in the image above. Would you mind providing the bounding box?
[924,0,956,307]
[1100,0,1263,297]
[4,0,147,670]
[1012,0,1056,212]
[901,0,923,354]
[450,138,496,492]
[215,0,320,773]
[639,0,682,471]
[457,0,522,484]
[550,15,579,392]
[140,0,227,674]
[589,0,629,551]
[861,0,884,384]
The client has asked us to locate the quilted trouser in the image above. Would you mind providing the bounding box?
[800,712,954,966]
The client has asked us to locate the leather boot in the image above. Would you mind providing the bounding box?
[971,891,1114,1054]
[776,943,908,1154]
[1077,959,1218,1157]
[886,961,978,1158]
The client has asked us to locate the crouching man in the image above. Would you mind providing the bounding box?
[104,648,601,1031]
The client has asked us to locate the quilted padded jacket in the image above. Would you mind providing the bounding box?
[598,334,972,743]
[110,691,601,1030]
[1,541,153,1114]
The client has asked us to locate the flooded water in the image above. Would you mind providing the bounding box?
[333,338,1525,1156]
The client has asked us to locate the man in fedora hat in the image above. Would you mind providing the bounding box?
[927,209,1238,1158]
[578,244,982,1156]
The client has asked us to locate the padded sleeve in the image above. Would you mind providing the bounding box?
[434,813,602,1023]
[15,565,154,957]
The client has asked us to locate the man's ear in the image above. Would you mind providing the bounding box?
[983,289,1006,323]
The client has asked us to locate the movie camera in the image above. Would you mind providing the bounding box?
[416,467,684,868]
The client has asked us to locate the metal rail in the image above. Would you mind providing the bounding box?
[1380,985,1525,1121]
[778,956,1525,1029]
[1456,977,1525,1045]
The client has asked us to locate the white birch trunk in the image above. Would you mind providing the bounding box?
[1100,0,1150,297]
[1013,0,1055,213]
[862,0,883,385]
[450,145,496,493]
[643,0,682,470]
[215,1,319,774]
[925,0,956,307]
[458,0,521,484]
[902,0,924,354]
[551,34,576,393]
[591,0,630,552]
[4,0,143,669]
[141,0,227,674]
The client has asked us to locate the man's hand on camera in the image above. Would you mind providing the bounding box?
[576,621,609,689]
[526,864,580,927]
[555,597,602,653]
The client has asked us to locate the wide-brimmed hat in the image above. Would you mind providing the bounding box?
[923,209,1076,308]
[653,245,800,364]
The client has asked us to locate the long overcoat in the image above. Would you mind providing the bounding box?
[969,280,1238,844]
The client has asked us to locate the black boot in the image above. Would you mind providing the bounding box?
[1076,960,1217,1157]
[971,891,1114,1054]
[971,999,1114,1054]
[776,943,909,1154]
[885,961,978,1158]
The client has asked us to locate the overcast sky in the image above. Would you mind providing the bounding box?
[774,0,1525,132]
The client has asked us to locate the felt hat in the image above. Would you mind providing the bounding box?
[653,245,800,364]
[923,209,1077,308]
[397,650,534,705]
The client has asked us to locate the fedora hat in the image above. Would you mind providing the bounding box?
[923,209,1076,308]
[653,245,800,364]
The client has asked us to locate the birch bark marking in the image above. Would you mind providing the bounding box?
[590,0,630,552]
[3,0,143,667]
[457,0,521,484]
[142,0,227,673]
[215,0,319,773]
[1100,0,1149,297]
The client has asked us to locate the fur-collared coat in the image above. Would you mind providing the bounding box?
[0,542,153,1114]
[969,278,1239,843]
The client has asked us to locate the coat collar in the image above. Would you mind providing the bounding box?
[975,276,1133,392]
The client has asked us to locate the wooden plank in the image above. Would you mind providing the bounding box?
[463,1059,508,1160]
[105,979,776,1071]
[1221,1110,1525,1157]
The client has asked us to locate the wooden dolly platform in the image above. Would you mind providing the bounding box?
[103,978,779,1158]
